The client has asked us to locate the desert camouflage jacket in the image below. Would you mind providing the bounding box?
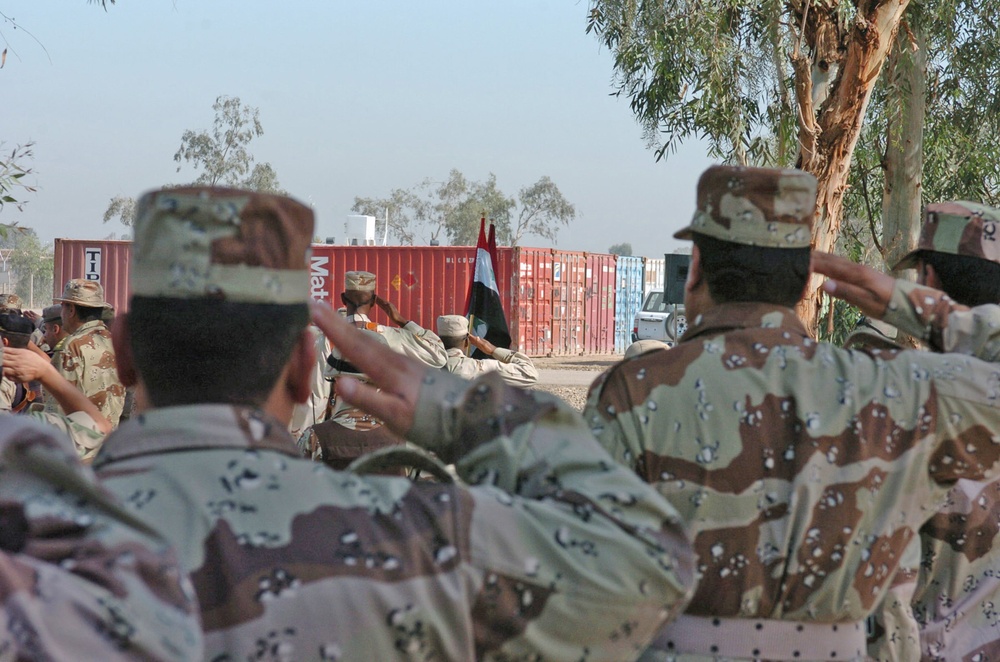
[0,417,202,660]
[348,312,448,368]
[93,370,695,661]
[51,319,125,427]
[868,282,1000,661]
[584,293,1000,662]
[444,346,540,387]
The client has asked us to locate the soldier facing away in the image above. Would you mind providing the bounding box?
[0,404,202,659]
[583,164,1000,662]
[93,186,695,661]
[437,313,539,387]
[863,201,1000,661]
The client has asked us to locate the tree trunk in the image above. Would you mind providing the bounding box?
[792,0,911,333]
[881,23,926,271]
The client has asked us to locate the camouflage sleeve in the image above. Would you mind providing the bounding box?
[883,280,1000,361]
[488,348,540,386]
[583,368,645,473]
[407,370,695,657]
[0,418,203,660]
[382,322,448,368]
[27,410,106,463]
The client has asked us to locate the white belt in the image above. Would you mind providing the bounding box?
[650,614,867,660]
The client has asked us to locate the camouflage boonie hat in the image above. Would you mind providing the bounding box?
[344,271,376,292]
[131,187,314,303]
[892,201,1000,270]
[674,165,817,248]
[41,305,62,323]
[54,279,111,308]
[0,293,22,311]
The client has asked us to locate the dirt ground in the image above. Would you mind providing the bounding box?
[529,354,620,411]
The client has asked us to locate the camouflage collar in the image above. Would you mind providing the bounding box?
[682,302,809,342]
[93,404,300,468]
[70,319,107,337]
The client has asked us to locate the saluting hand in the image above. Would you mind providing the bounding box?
[812,251,894,319]
[373,295,408,327]
[468,334,496,356]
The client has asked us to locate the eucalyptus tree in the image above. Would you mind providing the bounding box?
[104,95,283,226]
[587,0,912,329]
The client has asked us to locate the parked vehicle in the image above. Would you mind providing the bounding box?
[631,289,687,345]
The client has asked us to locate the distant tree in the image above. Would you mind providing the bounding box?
[447,174,515,246]
[354,170,573,247]
[0,227,52,308]
[103,194,137,227]
[608,242,632,256]
[0,142,37,214]
[104,95,283,226]
[510,177,575,246]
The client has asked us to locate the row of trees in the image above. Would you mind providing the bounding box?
[352,170,576,247]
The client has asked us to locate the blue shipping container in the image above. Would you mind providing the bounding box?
[614,255,645,353]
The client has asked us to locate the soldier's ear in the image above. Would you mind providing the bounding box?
[286,328,316,404]
[685,246,703,293]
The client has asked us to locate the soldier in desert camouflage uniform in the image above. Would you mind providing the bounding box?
[93,186,695,661]
[0,414,202,660]
[2,341,110,460]
[437,314,539,387]
[854,201,1000,661]
[50,278,125,427]
[341,269,448,367]
[583,165,1000,662]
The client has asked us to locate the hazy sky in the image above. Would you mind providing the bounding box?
[3,1,712,256]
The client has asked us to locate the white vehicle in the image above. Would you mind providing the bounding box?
[631,290,687,346]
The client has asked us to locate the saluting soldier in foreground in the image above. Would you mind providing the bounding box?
[584,165,1000,662]
[94,186,695,661]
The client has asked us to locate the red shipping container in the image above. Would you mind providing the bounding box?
[53,240,133,314]
[585,253,616,354]
[51,240,613,356]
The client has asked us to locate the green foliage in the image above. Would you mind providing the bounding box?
[0,227,53,308]
[586,0,797,166]
[0,142,37,214]
[842,1,1000,263]
[353,170,572,247]
[608,242,633,256]
[103,194,137,227]
[174,95,268,187]
[105,95,284,226]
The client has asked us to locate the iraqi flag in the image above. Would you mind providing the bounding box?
[466,217,510,357]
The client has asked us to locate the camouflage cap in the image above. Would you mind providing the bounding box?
[344,271,376,292]
[131,187,314,303]
[892,201,1000,270]
[41,305,62,323]
[54,279,111,308]
[0,293,22,311]
[436,314,469,337]
[673,165,817,248]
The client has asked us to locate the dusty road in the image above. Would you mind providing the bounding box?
[529,355,620,411]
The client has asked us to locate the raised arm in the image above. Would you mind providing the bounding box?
[311,300,695,658]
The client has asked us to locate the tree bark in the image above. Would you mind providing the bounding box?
[881,23,926,272]
[793,0,911,333]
